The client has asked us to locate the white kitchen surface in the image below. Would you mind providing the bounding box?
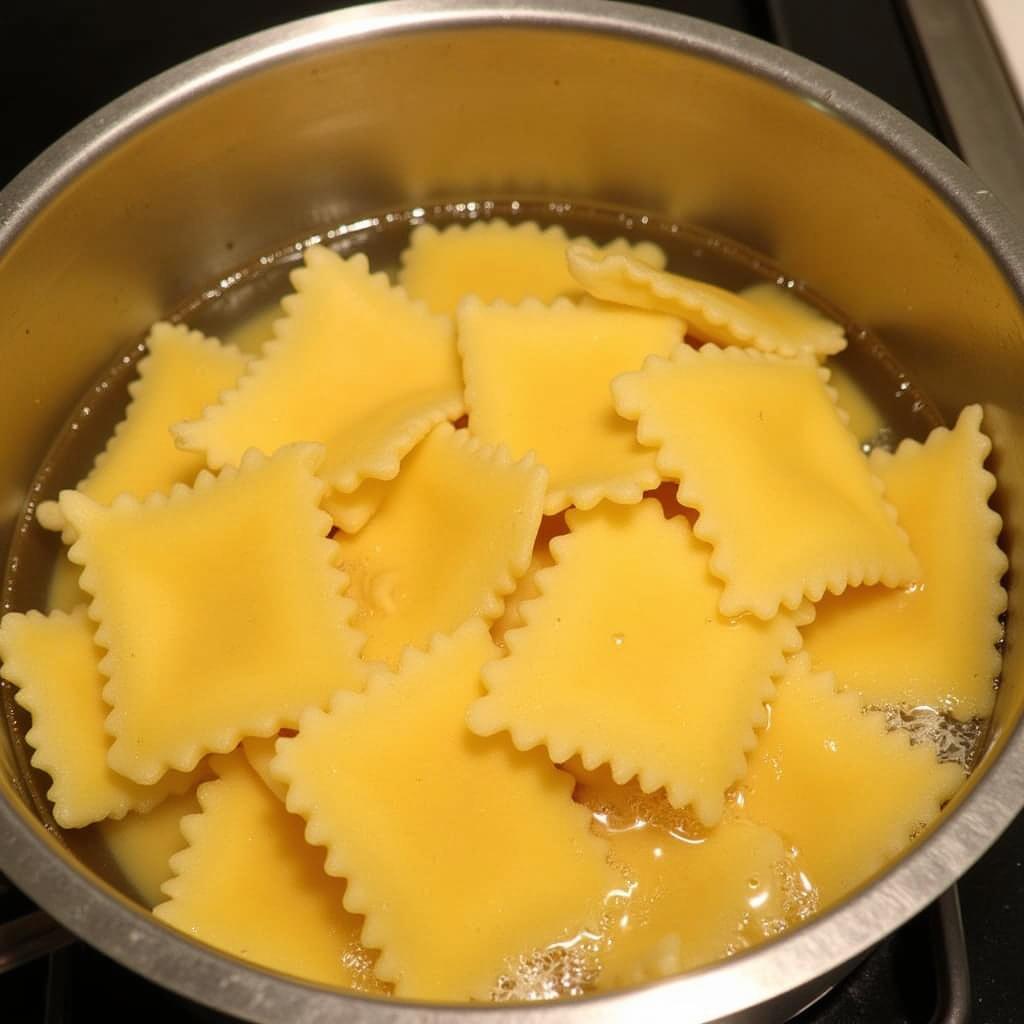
[979,0,1024,109]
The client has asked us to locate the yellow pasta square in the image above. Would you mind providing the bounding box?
[613,344,919,619]
[469,500,805,826]
[0,607,201,828]
[399,219,667,315]
[802,405,1007,719]
[458,298,683,514]
[337,423,547,665]
[174,245,463,494]
[36,322,248,539]
[273,619,617,1000]
[738,653,963,908]
[59,443,367,785]
[155,751,385,992]
[568,243,846,357]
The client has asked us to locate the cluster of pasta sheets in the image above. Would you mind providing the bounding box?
[0,218,1008,1001]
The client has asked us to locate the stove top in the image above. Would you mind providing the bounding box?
[2,2,1024,1021]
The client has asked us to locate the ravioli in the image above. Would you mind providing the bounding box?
[59,444,367,784]
[155,750,384,992]
[469,500,805,825]
[613,343,919,619]
[1,216,992,1001]
[337,423,547,665]
[802,405,1006,719]
[739,654,964,908]
[458,298,682,513]
[322,476,390,533]
[400,219,667,314]
[567,243,846,357]
[0,607,201,828]
[174,245,463,495]
[272,619,617,1000]
[36,322,248,540]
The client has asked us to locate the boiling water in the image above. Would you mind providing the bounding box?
[0,198,992,1000]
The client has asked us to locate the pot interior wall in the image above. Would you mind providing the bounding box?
[1,8,1023,1006]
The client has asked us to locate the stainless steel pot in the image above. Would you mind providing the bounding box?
[2,2,1023,1021]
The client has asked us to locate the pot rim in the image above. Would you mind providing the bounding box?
[2,3,1024,1021]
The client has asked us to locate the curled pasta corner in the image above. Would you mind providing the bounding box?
[175,246,459,479]
[568,243,845,357]
[64,444,364,785]
[329,391,466,496]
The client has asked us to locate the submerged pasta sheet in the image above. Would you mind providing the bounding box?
[469,500,804,826]
[802,405,1006,720]
[60,444,367,785]
[156,750,384,992]
[571,765,791,987]
[242,735,290,802]
[98,788,201,908]
[44,553,88,614]
[174,245,463,495]
[338,423,547,665]
[400,219,667,314]
[36,322,248,539]
[273,620,617,1000]
[614,344,919,619]
[739,654,963,908]
[0,607,201,828]
[458,298,682,513]
[567,243,846,357]
[828,364,886,445]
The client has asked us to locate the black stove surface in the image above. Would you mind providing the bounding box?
[2,2,1023,1021]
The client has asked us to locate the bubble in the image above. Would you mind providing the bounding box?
[493,935,602,1001]
[876,704,985,770]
